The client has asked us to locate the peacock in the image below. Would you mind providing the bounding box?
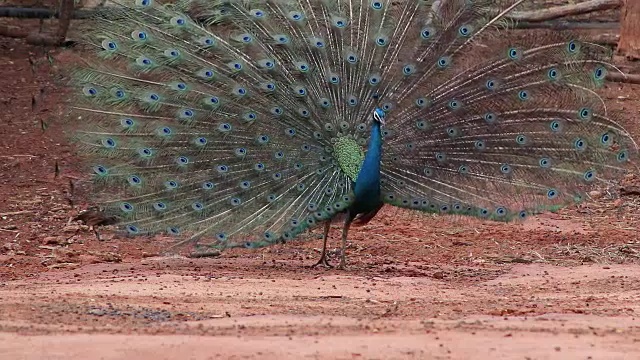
[68,0,637,269]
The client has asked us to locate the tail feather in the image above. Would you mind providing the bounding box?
[380,29,636,218]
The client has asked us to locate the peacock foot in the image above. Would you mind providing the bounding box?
[310,256,333,269]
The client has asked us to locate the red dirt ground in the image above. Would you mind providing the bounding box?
[1,23,640,359]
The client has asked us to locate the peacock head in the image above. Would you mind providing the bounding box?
[373,108,386,126]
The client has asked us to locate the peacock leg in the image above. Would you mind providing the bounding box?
[311,221,333,268]
[337,212,353,270]
[92,227,102,241]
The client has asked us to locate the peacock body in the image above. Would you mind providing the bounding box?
[70,0,637,267]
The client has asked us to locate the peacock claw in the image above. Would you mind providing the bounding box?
[337,251,347,270]
[310,257,333,268]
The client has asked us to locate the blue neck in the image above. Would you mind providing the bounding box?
[354,122,382,200]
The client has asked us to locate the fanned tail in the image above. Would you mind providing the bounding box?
[66,0,637,252]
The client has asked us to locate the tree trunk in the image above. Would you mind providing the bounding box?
[617,0,640,60]
[506,0,621,22]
